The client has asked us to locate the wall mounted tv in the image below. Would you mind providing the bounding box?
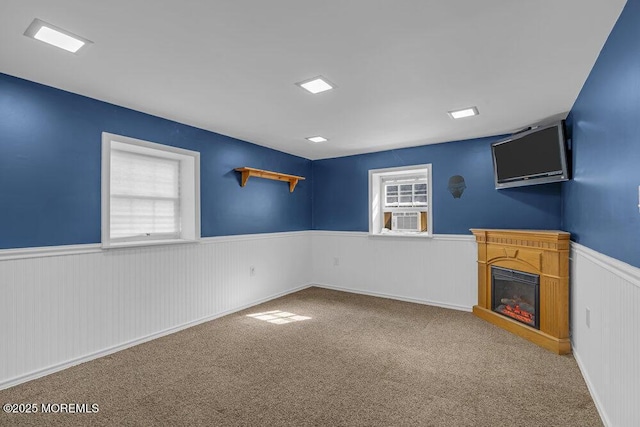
[491,121,570,189]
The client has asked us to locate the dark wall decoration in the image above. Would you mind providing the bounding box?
[447,175,466,198]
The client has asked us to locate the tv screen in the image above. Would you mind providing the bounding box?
[492,122,569,189]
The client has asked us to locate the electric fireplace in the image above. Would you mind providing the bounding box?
[491,266,540,329]
[470,229,570,354]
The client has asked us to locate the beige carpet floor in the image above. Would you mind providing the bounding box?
[0,287,601,426]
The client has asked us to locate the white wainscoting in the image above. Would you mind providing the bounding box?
[570,243,640,427]
[13,228,637,427]
[0,232,312,390]
[311,231,477,311]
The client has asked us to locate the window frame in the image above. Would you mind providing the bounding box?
[101,132,201,249]
[368,164,433,237]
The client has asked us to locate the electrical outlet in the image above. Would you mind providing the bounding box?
[333,257,339,266]
[250,266,256,277]
[586,307,591,328]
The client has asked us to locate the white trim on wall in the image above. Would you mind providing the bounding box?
[310,230,475,242]
[0,231,311,262]
[200,231,310,243]
[571,242,640,288]
[570,242,640,427]
[0,244,103,261]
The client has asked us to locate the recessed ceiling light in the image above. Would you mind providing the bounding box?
[306,136,328,143]
[448,107,479,119]
[296,76,334,94]
[24,18,92,53]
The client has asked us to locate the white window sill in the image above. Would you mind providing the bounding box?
[369,231,433,239]
[102,238,200,250]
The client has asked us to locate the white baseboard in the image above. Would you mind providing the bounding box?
[572,347,611,427]
[314,283,473,312]
[0,283,313,390]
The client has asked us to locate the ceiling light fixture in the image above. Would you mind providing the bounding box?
[24,19,92,53]
[448,107,479,119]
[306,136,328,143]
[296,76,334,94]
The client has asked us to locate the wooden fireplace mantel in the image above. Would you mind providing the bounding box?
[470,229,571,354]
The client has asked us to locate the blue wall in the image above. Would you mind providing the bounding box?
[16,42,632,251]
[0,73,311,249]
[563,0,640,268]
[313,137,563,234]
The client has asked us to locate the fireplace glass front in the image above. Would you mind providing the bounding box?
[491,266,540,329]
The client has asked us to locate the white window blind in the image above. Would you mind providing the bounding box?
[102,132,200,248]
[110,149,181,240]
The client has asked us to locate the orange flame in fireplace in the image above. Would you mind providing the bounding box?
[499,304,534,325]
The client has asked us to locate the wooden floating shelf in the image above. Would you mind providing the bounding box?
[234,167,305,192]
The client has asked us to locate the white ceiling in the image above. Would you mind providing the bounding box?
[0,0,627,160]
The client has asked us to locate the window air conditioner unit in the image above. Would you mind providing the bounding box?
[392,211,421,232]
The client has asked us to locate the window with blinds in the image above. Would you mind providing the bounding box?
[110,150,181,240]
[102,133,200,248]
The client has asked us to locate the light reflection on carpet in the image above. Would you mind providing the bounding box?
[246,310,311,324]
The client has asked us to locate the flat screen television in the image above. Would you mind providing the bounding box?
[491,121,569,189]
